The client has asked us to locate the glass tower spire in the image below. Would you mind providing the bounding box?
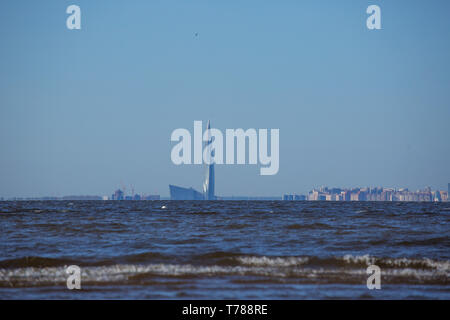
[203,120,215,200]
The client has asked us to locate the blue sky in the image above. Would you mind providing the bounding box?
[0,0,449,197]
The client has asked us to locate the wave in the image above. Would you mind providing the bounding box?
[1,253,448,270]
[0,256,77,268]
[396,237,450,247]
[1,262,447,288]
[225,223,252,230]
[285,223,333,230]
[0,254,448,287]
[231,254,450,271]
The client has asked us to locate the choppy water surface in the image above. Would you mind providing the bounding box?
[0,201,449,299]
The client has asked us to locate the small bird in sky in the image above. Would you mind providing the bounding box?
[194,32,199,37]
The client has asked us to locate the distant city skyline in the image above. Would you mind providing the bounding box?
[1,183,449,202]
[285,185,449,202]
[1,1,450,198]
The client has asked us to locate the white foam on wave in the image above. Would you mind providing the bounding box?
[237,256,309,267]
[0,264,272,286]
[1,260,448,287]
[342,255,450,271]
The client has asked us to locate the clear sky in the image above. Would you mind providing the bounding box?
[0,0,449,197]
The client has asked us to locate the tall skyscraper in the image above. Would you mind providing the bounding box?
[169,120,216,200]
[203,120,215,200]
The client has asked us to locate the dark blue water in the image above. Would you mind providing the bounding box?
[0,201,449,299]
